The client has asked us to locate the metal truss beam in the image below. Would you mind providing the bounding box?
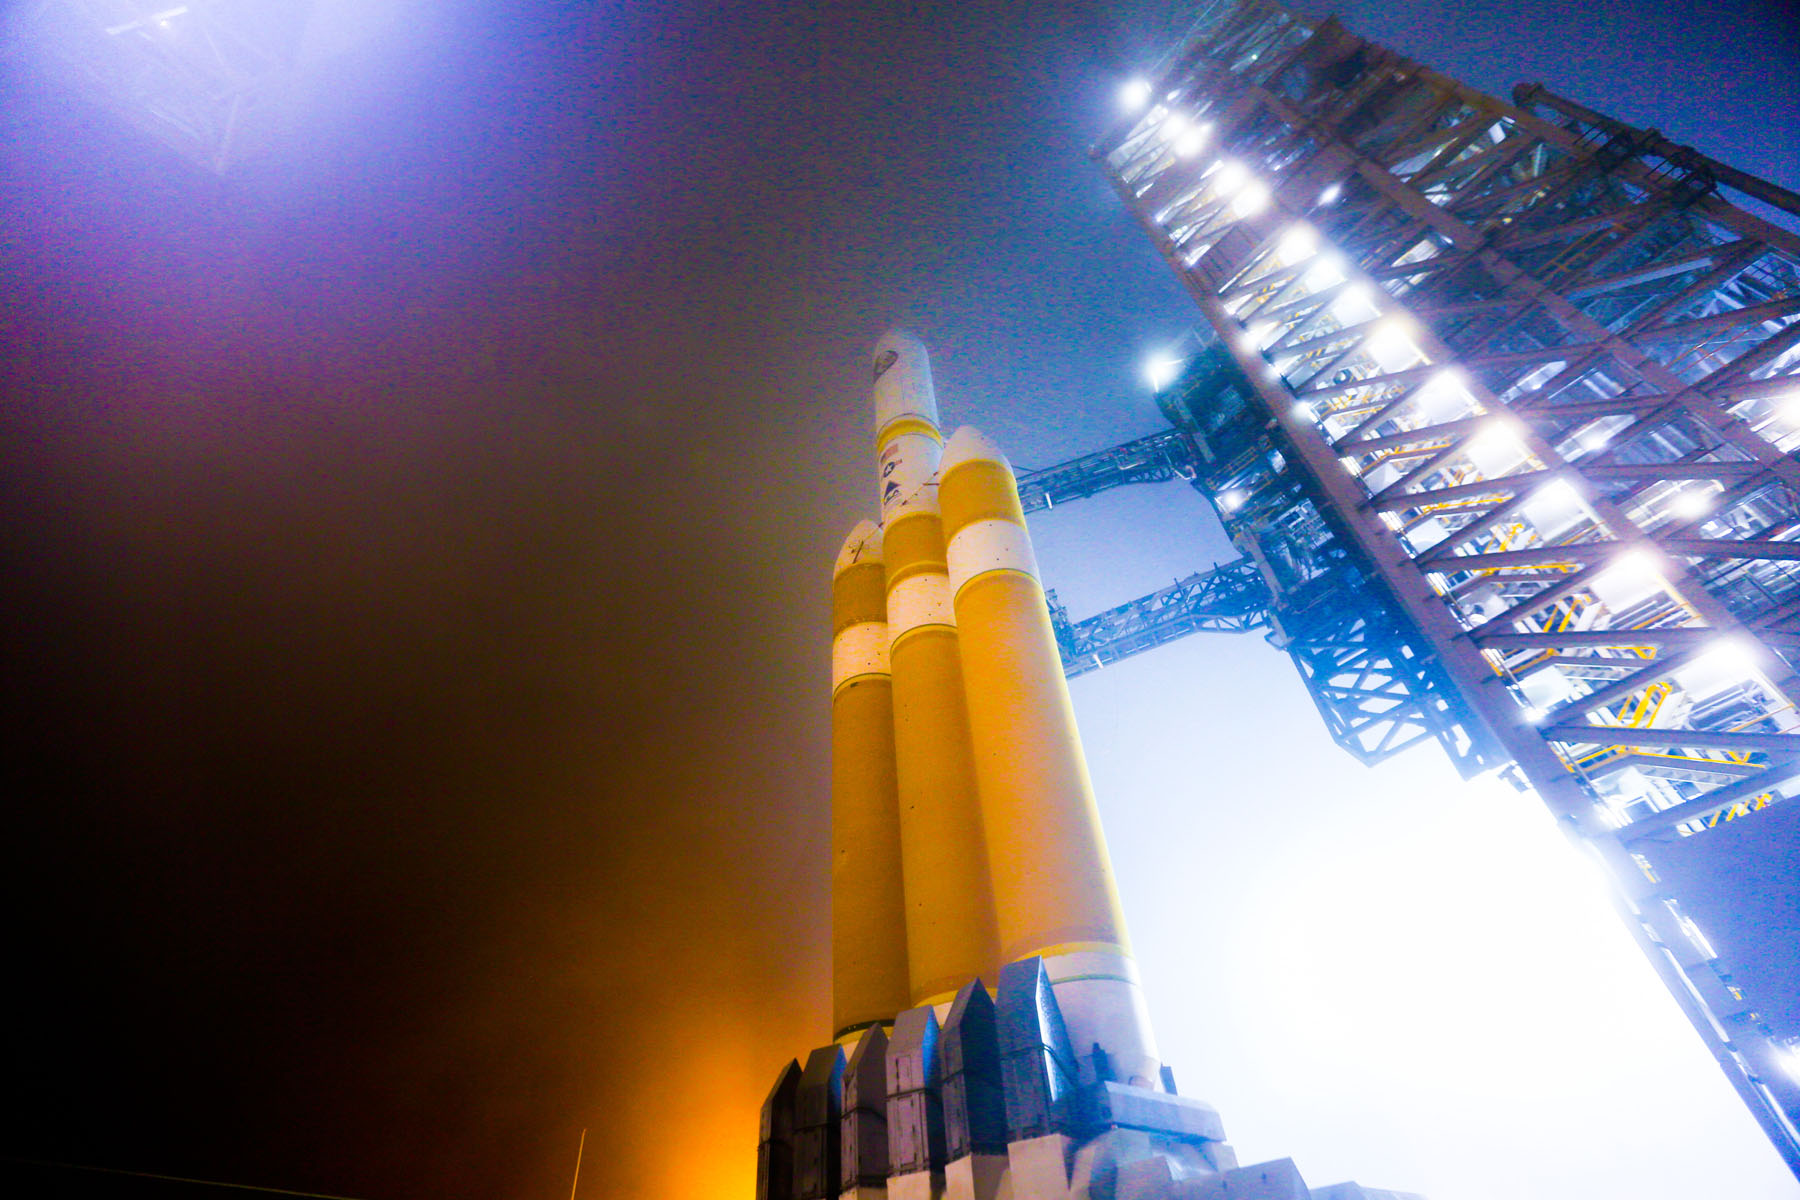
[1016,429,1200,513]
[1047,557,1268,677]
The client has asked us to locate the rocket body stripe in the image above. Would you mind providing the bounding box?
[939,424,1161,1086]
[832,621,890,695]
[882,512,947,584]
[876,415,941,444]
[869,331,1002,1007]
[945,519,1041,596]
[831,521,911,1037]
[886,572,954,641]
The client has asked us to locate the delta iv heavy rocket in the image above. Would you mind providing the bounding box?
[756,333,1423,1200]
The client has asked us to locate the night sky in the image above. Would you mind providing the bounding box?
[3,3,1798,1199]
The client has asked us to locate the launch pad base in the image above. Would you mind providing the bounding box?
[757,960,1419,1200]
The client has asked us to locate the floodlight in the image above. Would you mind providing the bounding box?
[1276,224,1317,262]
[1667,487,1717,519]
[1144,355,1183,391]
[1303,255,1347,291]
[1232,180,1272,217]
[1213,160,1249,195]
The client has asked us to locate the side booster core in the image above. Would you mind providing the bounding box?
[831,520,912,1040]
[938,424,1161,1090]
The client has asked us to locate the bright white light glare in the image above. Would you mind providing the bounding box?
[105,4,189,34]
[1465,420,1527,474]
[1365,317,1425,372]
[1536,478,1583,509]
[1521,705,1548,725]
[1162,111,1188,138]
[1220,489,1247,512]
[1330,283,1379,325]
[1246,320,1278,350]
[1174,123,1210,158]
[1120,78,1153,111]
[1213,160,1249,196]
[1144,355,1183,391]
[1317,182,1343,205]
[1672,636,1769,706]
[1277,224,1317,262]
[1695,637,1762,680]
[1417,369,1474,420]
[1667,487,1717,519]
[1292,401,1316,422]
[1212,758,1729,1176]
[1302,254,1347,291]
[1591,549,1667,613]
[1577,422,1615,452]
[1522,479,1589,540]
[1232,180,1272,218]
[1780,1044,1800,1084]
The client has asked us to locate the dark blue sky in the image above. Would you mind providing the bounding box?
[2,2,1796,1197]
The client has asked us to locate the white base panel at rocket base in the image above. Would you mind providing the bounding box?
[757,333,1425,1200]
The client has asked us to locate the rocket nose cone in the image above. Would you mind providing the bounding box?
[834,518,885,576]
[872,329,939,434]
[872,328,926,368]
[940,425,1012,476]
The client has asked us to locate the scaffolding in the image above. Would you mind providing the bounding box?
[1055,0,1800,1173]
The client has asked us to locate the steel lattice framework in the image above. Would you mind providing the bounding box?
[1022,429,1492,771]
[1062,0,1800,1173]
[1047,555,1267,674]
